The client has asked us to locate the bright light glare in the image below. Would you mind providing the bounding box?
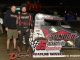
[51,28,57,32]
[67,41,74,46]
[0,18,3,24]
[37,14,44,19]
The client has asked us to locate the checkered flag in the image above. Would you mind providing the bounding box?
[29,37,46,52]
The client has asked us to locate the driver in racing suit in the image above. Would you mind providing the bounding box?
[17,6,32,53]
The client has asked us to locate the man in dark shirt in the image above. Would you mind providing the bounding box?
[4,5,18,52]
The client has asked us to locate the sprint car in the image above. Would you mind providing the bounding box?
[29,13,80,58]
[31,13,80,48]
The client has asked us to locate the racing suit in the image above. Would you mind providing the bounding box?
[17,13,32,51]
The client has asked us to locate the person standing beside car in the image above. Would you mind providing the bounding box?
[17,6,32,53]
[4,5,18,52]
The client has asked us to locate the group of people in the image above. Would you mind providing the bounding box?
[4,5,32,53]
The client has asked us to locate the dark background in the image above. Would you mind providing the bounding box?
[0,0,80,16]
[0,0,80,6]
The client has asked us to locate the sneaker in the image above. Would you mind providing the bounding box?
[13,48,17,52]
[6,49,10,53]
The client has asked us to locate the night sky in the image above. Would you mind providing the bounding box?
[0,0,80,6]
[0,0,80,15]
